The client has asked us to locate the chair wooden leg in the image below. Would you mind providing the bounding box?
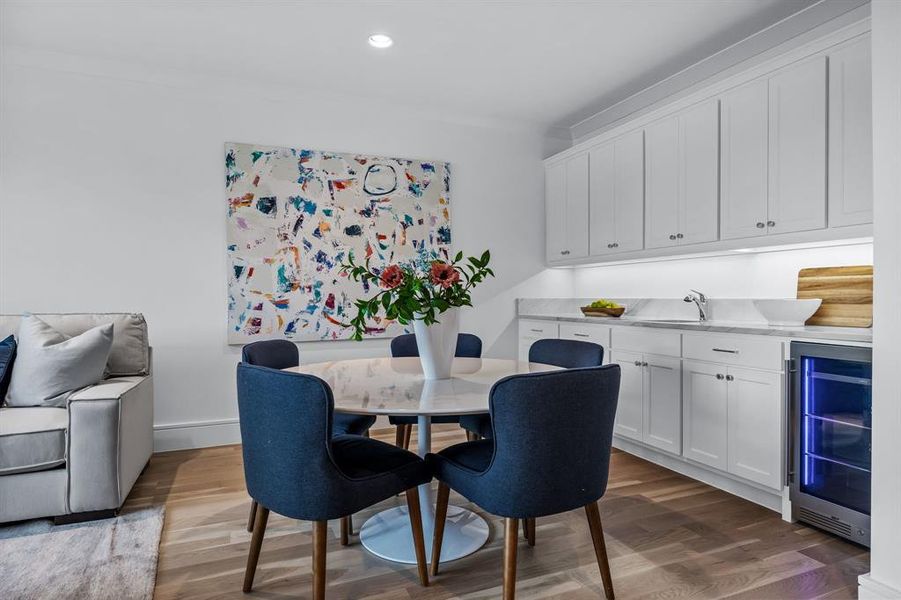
[405,488,430,586]
[395,425,406,447]
[340,515,350,546]
[403,424,413,450]
[242,505,270,592]
[312,520,327,600]
[430,482,450,576]
[525,518,536,547]
[585,502,615,600]
[247,500,258,533]
[504,517,519,600]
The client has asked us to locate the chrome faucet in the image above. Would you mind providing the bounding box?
[683,289,709,322]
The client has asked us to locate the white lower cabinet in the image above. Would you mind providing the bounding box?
[611,350,644,441]
[517,319,558,362]
[682,360,729,470]
[726,366,783,489]
[611,350,681,455]
[682,359,783,489]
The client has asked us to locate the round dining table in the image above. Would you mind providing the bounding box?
[285,356,562,565]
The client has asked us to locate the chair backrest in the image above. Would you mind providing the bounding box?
[485,365,620,518]
[241,339,299,370]
[236,363,339,521]
[390,332,483,358]
[528,338,604,368]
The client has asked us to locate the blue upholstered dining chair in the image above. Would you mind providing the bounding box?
[427,365,620,600]
[459,338,605,440]
[237,364,432,598]
[240,340,377,542]
[388,333,483,449]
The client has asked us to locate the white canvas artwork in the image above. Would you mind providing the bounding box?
[225,142,452,343]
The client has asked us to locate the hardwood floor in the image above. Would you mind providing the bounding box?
[129,426,869,599]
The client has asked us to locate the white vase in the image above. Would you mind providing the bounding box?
[412,307,460,380]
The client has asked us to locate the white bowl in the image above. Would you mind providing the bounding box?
[753,299,822,327]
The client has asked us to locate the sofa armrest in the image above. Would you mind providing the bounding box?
[67,375,154,513]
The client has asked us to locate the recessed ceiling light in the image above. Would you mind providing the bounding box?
[368,33,393,49]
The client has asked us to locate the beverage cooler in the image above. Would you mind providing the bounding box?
[790,342,872,547]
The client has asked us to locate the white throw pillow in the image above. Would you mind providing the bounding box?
[5,315,114,407]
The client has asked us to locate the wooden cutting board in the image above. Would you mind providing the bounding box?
[796,265,873,327]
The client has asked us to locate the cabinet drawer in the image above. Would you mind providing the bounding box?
[519,319,559,339]
[682,333,782,371]
[612,327,681,357]
[559,322,610,348]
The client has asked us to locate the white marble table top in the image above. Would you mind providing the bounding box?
[285,357,562,416]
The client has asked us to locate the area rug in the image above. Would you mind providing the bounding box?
[0,506,164,600]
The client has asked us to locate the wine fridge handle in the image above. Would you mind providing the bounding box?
[784,358,795,487]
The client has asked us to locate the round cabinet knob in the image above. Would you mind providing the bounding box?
[726,374,734,381]
[669,234,677,240]
[676,233,684,239]
[560,250,570,255]
[756,222,765,228]
[767,221,775,228]
[642,362,649,367]
[716,373,725,380]
[634,360,642,366]
[612,242,619,248]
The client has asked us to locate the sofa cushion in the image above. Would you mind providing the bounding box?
[5,316,113,407]
[0,335,15,403]
[0,313,150,377]
[0,407,68,475]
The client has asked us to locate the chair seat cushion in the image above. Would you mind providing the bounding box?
[331,435,430,483]
[0,407,68,475]
[435,439,494,472]
[389,414,461,425]
[332,413,377,436]
[459,414,493,439]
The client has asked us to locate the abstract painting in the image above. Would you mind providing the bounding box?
[226,142,451,343]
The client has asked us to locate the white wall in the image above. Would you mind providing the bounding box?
[860,1,901,598]
[0,50,571,450]
[571,243,873,299]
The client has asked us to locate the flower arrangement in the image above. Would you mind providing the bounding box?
[340,250,494,341]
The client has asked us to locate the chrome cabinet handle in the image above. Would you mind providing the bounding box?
[676,233,684,239]
[560,250,570,255]
[726,374,734,381]
[669,234,677,240]
[716,373,725,380]
[756,222,765,229]
[530,329,543,333]
[573,333,589,338]
[767,221,775,227]
[712,348,739,354]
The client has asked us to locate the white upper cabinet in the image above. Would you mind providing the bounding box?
[767,56,828,235]
[645,99,719,249]
[546,153,589,262]
[589,130,644,255]
[829,37,873,227]
[721,78,769,240]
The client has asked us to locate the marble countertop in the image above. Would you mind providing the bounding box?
[517,299,872,344]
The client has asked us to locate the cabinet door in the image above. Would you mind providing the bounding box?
[829,37,873,227]
[545,161,567,262]
[727,367,783,489]
[721,79,769,240]
[518,320,559,362]
[682,360,728,470]
[643,354,682,455]
[611,350,643,441]
[614,130,645,252]
[679,99,719,245]
[645,116,680,249]
[565,154,590,259]
[589,142,617,255]
[768,56,827,235]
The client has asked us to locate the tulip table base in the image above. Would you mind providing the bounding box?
[359,415,490,564]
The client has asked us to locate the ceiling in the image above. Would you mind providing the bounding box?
[2,0,822,131]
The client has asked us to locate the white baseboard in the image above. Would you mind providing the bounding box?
[612,436,783,512]
[153,418,241,452]
[858,574,901,599]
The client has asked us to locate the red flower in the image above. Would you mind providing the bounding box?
[430,261,460,288]
[379,264,405,289]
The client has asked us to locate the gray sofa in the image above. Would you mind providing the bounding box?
[0,313,154,523]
